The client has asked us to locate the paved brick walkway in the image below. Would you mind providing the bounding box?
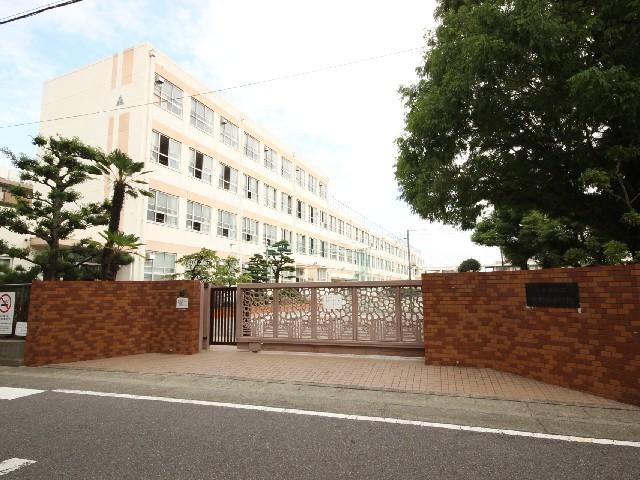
[57,347,625,407]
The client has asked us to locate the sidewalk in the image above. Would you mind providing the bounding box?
[55,347,629,408]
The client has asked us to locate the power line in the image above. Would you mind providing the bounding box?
[0,0,85,25]
[0,46,424,130]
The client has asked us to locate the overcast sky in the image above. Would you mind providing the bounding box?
[0,0,501,268]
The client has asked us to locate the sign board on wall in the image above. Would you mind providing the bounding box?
[14,322,27,337]
[323,293,345,311]
[176,297,189,309]
[0,292,16,335]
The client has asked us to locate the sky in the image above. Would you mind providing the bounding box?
[0,0,501,269]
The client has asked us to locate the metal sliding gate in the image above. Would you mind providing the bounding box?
[209,287,237,345]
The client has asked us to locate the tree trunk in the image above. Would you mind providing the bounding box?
[108,182,126,234]
[100,181,126,281]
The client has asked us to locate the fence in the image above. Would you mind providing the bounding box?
[210,287,236,345]
[0,283,31,338]
[236,281,423,352]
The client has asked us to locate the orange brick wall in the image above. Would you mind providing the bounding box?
[24,280,203,366]
[422,265,640,406]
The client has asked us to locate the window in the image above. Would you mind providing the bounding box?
[264,184,277,209]
[151,131,181,170]
[329,244,338,260]
[296,200,305,220]
[144,251,177,280]
[281,193,293,214]
[319,182,327,199]
[154,74,182,116]
[244,175,259,202]
[186,200,211,233]
[309,237,317,255]
[281,157,292,179]
[319,210,327,229]
[188,148,213,183]
[147,190,178,226]
[264,146,276,171]
[320,241,327,258]
[308,205,316,224]
[218,163,238,192]
[242,217,259,243]
[280,228,293,245]
[338,246,345,262]
[338,219,344,236]
[346,249,353,263]
[263,223,277,246]
[244,132,259,161]
[308,175,317,194]
[318,269,327,282]
[295,167,306,188]
[217,210,237,239]
[220,117,239,148]
[190,98,214,133]
[345,223,352,239]
[296,234,306,254]
[329,215,336,232]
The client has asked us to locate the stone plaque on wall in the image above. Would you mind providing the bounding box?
[525,282,579,308]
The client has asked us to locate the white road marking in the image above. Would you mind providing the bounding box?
[0,458,36,476]
[52,389,640,448]
[0,387,44,400]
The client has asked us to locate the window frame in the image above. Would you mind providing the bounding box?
[186,200,211,233]
[217,210,237,239]
[188,148,213,184]
[146,189,179,227]
[154,74,183,117]
[190,98,214,134]
[220,117,239,149]
[151,130,181,170]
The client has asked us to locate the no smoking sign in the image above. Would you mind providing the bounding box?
[0,292,16,335]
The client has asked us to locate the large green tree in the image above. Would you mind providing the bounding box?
[94,149,151,281]
[0,136,109,280]
[266,240,295,282]
[395,0,640,261]
[245,254,270,283]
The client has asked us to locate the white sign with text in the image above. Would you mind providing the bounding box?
[322,293,345,311]
[14,322,27,337]
[0,292,16,335]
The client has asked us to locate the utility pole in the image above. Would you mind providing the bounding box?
[406,229,412,280]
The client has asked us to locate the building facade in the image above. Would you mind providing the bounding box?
[0,168,33,271]
[37,44,423,281]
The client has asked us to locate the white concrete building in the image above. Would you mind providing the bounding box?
[37,43,423,281]
[0,168,33,271]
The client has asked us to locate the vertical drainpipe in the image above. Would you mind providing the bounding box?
[136,46,156,280]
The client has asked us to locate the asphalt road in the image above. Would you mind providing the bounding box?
[1,386,639,479]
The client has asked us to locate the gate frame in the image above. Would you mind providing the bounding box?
[235,280,423,356]
[209,286,237,345]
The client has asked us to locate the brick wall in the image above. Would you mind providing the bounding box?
[24,280,203,366]
[422,265,640,406]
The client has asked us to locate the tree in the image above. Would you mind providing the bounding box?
[174,248,248,285]
[457,258,481,272]
[214,256,251,286]
[472,208,637,268]
[0,263,41,284]
[176,248,220,282]
[266,240,295,282]
[94,149,151,280]
[245,254,270,283]
[0,136,109,280]
[395,1,640,261]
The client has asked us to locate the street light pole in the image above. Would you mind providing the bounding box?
[406,229,411,280]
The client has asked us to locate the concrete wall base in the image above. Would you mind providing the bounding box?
[0,339,25,366]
